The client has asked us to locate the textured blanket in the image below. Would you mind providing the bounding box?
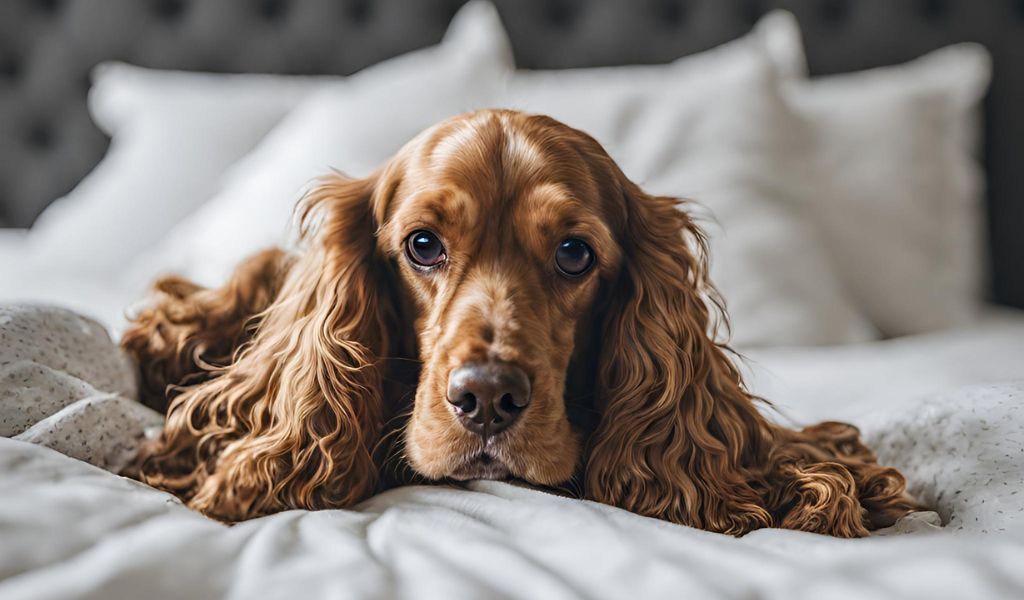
[1,305,1023,600]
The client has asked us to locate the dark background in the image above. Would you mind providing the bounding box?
[1,0,1021,307]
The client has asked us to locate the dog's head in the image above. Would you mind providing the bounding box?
[378,111,624,485]
[299,109,722,490]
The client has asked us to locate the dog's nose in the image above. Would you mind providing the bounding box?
[447,362,531,440]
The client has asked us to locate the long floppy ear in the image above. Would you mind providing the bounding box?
[583,178,774,535]
[584,176,916,537]
[121,247,295,412]
[131,171,399,521]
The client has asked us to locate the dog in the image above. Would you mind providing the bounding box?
[122,109,917,536]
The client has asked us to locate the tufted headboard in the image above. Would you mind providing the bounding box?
[0,0,1021,307]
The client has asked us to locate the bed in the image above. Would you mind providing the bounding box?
[2,1,1023,599]
[0,305,1022,599]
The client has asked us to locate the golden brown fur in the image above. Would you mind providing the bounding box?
[122,247,296,412]
[123,110,917,535]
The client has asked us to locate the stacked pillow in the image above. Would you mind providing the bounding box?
[759,14,990,336]
[22,2,991,347]
[27,65,318,272]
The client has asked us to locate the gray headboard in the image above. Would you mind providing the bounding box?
[1,0,1022,308]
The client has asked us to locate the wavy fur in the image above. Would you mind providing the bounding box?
[125,174,397,520]
[584,169,916,536]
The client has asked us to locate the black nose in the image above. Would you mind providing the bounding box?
[447,362,531,440]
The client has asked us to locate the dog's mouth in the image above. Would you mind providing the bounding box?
[448,451,512,481]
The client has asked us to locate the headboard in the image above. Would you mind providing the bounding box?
[1,0,1021,308]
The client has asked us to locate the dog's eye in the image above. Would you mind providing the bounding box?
[406,230,446,268]
[555,238,594,277]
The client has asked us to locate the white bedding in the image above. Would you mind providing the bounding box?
[0,436,1022,600]
[743,307,1024,423]
[1,306,1023,599]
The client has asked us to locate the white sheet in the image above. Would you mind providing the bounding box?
[1,307,1024,599]
[743,307,1024,423]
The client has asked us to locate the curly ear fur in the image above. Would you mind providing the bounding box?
[121,247,295,412]
[584,177,917,537]
[124,173,397,521]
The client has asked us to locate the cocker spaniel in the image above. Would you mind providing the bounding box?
[122,109,917,536]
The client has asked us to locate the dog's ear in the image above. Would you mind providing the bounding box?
[583,176,776,535]
[121,247,295,413]
[133,170,402,521]
[583,173,917,537]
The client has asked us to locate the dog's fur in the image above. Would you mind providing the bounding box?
[122,110,917,536]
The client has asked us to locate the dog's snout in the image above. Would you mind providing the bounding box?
[446,362,531,439]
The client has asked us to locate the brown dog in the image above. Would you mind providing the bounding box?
[122,109,916,536]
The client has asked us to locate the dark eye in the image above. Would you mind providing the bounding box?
[405,230,446,268]
[555,238,595,277]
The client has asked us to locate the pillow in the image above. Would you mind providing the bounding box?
[27,64,318,273]
[129,0,513,288]
[502,14,875,348]
[760,13,991,336]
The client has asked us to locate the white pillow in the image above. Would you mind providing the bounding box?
[130,0,513,288]
[503,14,875,348]
[28,64,319,273]
[760,14,991,336]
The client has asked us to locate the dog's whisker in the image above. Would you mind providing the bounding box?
[376,356,424,364]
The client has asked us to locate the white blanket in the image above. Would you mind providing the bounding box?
[2,305,1024,600]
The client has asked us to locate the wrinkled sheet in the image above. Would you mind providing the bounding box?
[2,305,1024,599]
